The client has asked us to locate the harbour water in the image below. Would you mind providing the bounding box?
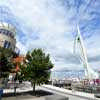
[51,70,85,80]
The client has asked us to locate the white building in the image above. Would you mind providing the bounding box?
[0,22,16,51]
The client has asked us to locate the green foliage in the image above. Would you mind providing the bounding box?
[19,48,54,91]
[0,47,14,58]
[0,47,14,78]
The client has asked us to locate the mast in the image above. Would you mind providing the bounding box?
[74,25,99,80]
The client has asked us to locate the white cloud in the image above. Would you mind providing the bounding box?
[0,0,100,71]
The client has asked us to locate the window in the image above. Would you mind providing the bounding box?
[0,29,2,33]
[4,40,8,48]
[0,29,14,38]
[4,41,11,49]
[7,42,11,48]
[15,47,20,55]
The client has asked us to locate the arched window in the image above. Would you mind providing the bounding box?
[7,42,11,48]
[4,40,8,48]
[4,40,11,49]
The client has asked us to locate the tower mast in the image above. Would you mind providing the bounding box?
[74,25,99,80]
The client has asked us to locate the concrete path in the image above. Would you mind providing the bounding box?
[41,85,99,100]
[2,96,45,100]
[2,83,100,100]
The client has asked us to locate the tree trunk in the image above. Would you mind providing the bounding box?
[33,82,35,95]
[14,80,16,96]
[14,86,16,96]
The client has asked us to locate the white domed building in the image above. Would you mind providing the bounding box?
[0,22,16,51]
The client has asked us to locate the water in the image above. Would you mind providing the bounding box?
[51,70,85,80]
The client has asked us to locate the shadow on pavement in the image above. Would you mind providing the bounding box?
[2,90,53,98]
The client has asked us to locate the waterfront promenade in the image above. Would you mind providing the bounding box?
[41,85,99,100]
[2,84,100,100]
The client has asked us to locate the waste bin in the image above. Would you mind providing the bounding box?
[0,89,3,100]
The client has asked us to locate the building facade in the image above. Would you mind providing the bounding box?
[0,22,16,51]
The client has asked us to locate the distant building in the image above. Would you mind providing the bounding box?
[13,56,25,72]
[0,22,20,55]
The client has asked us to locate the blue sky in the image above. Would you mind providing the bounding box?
[0,0,100,71]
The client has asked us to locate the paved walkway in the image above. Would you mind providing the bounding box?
[41,85,99,100]
[2,84,100,100]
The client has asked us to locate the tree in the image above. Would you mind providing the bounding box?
[19,48,54,94]
[0,47,14,78]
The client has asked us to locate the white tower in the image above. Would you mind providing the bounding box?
[74,25,99,80]
[0,22,16,51]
